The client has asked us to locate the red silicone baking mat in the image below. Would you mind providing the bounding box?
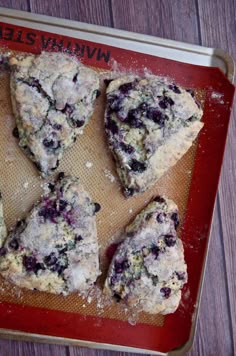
[0,21,235,354]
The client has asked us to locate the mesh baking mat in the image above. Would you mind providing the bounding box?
[0,53,205,327]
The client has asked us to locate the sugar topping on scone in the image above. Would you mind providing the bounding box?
[10,52,100,176]
[0,173,101,295]
[105,75,203,196]
[104,196,187,315]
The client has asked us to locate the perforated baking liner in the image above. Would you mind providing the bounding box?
[0,50,205,327]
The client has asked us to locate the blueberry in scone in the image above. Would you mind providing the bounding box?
[0,173,101,295]
[0,193,7,250]
[104,196,187,315]
[10,52,100,176]
[105,76,204,196]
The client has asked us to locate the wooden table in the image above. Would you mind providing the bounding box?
[0,1,235,355]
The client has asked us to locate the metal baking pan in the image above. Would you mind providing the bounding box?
[0,7,235,355]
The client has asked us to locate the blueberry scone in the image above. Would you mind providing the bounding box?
[0,193,7,249]
[105,76,203,196]
[10,52,100,176]
[104,196,187,315]
[0,173,101,295]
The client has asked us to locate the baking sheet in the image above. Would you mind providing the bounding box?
[0,10,235,355]
[0,59,205,328]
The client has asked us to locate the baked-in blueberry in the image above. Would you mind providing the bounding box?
[44,252,57,266]
[59,199,68,211]
[186,89,194,97]
[164,234,176,247]
[113,293,121,302]
[156,212,165,223]
[120,142,134,154]
[146,107,166,126]
[176,271,186,280]
[119,82,133,94]
[95,89,101,98]
[53,124,62,130]
[159,97,175,109]
[12,127,19,138]
[108,95,123,112]
[104,79,114,87]
[38,206,58,220]
[168,84,181,94]
[9,238,19,250]
[57,172,65,180]
[62,104,74,115]
[160,287,171,298]
[126,109,143,128]
[171,212,179,228]
[94,202,101,213]
[154,196,166,204]
[129,159,146,173]
[75,235,83,242]
[105,117,119,135]
[151,245,160,258]
[71,118,85,128]
[0,247,7,256]
[23,255,37,272]
[43,138,55,148]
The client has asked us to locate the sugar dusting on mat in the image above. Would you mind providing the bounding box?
[100,59,175,84]
[211,91,225,104]
[85,161,93,169]
[104,168,116,183]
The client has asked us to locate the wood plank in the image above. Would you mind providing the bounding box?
[197,0,236,353]
[0,0,29,11]
[69,347,145,356]
[29,0,112,26]
[0,339,67,356]
[111,0,200,43]
[188,198,234,355]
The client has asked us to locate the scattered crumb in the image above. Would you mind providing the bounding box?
[87,296,92,304]
[23,182,29,189]
[104,169,116,183]
[82,304,86,308]
[211,91,224,104]
[78,129,84,135]
[211,92,223,99]
[85,161,93,169]
[128,315,137,326]
[129,208,133,214]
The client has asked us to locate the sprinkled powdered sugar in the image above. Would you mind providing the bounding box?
[104,169,116,183]
[211,91,225,104]
[9,52,100,176]
[104,197,187,315]
[104,74,204,196]
[0,174,101,296]
[85,161,93,169]
[23,182,29,189]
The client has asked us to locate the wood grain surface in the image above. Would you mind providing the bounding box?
[0,0,235,355]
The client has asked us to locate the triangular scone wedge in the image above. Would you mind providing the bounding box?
[105,76,203,196]
[10,52,100,176]
[0,173,101,295]
[0,193,7,249]
[104,196,187,315]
